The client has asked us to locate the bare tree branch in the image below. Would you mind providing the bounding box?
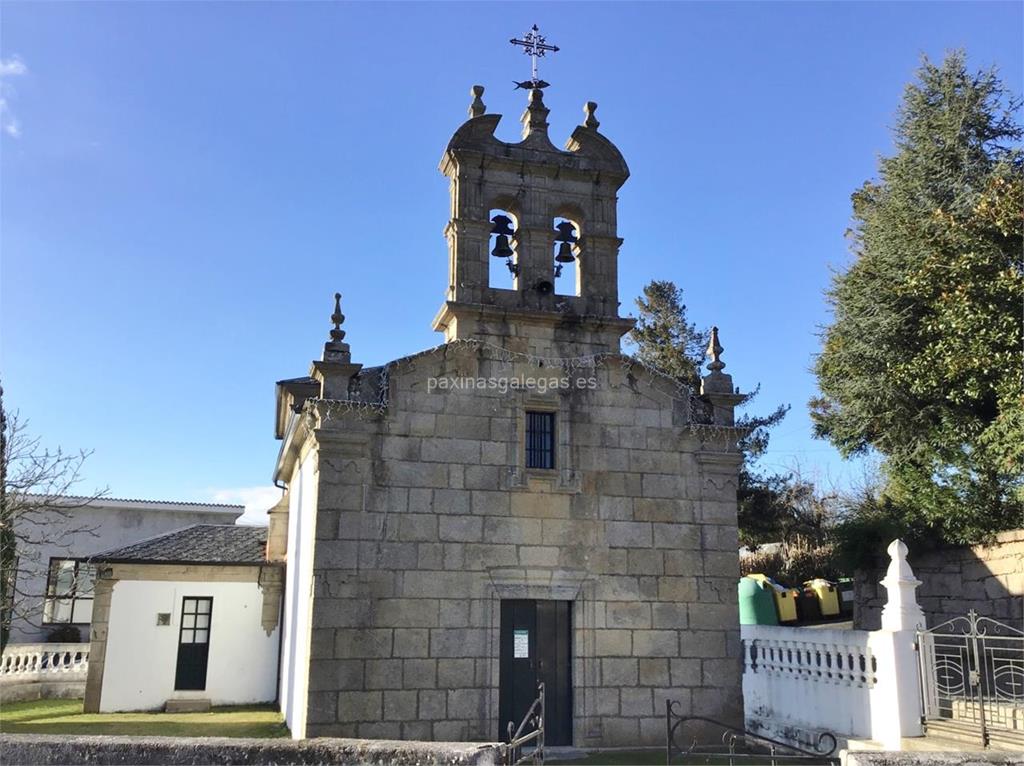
[2,385,107,651]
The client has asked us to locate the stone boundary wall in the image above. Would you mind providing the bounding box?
[0,734,505,766]
[0,678,85,703]
[853,529,1024,630]
[842,751,1024,766]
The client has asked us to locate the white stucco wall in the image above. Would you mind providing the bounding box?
[99,578,278,712]
[280,451,318,738]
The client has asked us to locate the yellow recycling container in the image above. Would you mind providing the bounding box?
[805,578,841,617]
[747,574,799,623]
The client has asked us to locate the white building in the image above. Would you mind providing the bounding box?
[82,524,282,713]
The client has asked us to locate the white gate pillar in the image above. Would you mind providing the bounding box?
[868,539,926,748]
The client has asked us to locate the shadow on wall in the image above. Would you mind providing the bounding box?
[852,529,1023,630]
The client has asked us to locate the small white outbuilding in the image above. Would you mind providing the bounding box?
[83,524,283,713]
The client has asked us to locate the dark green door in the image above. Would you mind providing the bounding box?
[499,599,572,746]
[174,597,212,690]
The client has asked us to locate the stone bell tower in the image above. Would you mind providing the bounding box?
[432,85,634,357]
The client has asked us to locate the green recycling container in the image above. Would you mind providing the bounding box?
[738,576,779,626]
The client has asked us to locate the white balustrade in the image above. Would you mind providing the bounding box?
[742,538,927,750]
[0,643,90,680]
[744,627,877,689]
[743,623,877,744]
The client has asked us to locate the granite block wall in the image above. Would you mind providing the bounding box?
[300,346,744,746]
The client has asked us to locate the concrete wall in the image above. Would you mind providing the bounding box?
[98,576,278,711]
[742,624,875,747]
[842,752,1024,766]
[10,500,241,643]
[853,530,1024,630]
[295,345,744,747]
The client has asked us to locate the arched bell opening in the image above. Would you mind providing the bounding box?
[488,208,520,290]
[552,217,581,296]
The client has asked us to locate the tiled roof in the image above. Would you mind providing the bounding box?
[92,524,269,565]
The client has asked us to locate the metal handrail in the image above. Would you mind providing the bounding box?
[505,681,545,765]
[666,703,839,765]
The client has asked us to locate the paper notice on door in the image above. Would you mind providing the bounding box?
[513,629,529,658]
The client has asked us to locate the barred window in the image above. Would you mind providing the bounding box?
[525,411,556,469]
[43,559,95,625]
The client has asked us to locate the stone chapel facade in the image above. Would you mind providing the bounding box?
[270,85,746,747]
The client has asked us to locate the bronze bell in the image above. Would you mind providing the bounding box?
[492,234,514,259]
[491,214,515,259]
[554,221,577,263]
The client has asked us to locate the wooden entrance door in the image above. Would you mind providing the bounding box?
[499,599,572,745]
[174,597,213,690]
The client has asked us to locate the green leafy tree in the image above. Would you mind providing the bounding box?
[812,52,1024,548]
[629,280,799,548]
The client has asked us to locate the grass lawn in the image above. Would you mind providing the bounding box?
[0,699,289,738]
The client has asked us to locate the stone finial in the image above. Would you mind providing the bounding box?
[312,290,361,398]
[700,324,741,421]
[469,85,486,118]
[583,101,600,129]
[323,292,351,363]
[521,87,550,140]
[706,326,725,372]
[330,292,346,343]
[879,538,926,631]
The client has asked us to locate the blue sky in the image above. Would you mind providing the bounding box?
[2,2,1021,523]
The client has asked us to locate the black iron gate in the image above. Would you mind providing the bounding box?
[917,610,1024,750]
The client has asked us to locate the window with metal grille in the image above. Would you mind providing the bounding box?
[525,411,556,469]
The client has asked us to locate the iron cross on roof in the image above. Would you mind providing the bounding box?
[510,24,559,90]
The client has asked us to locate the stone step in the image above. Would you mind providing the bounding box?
[925,720,1024,752]
[164,698,211,713]
[848,735,984,753]
[925,721,987,746]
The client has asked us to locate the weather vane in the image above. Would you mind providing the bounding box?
[510,24,559,90]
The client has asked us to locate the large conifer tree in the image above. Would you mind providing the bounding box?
[812,52,1024,545]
